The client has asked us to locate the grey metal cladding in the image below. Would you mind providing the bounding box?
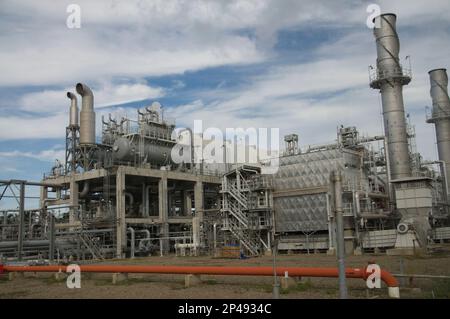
[274,193,328,232]
[272,149,363,233]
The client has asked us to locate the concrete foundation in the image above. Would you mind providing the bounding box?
[281,276,298,289]
[353,247,362,256]
[184,274,202,288]
[54,271,67,281]
[8,272,25,280]
[112,272,128,284]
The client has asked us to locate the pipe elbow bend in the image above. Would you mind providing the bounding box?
[67,92,77,101]
[76,83,93,98]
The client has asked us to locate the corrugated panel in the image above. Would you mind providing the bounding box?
[433,227,450,240]
[274,193,328,232]
[361,230,397,248]
[272,149,366,233]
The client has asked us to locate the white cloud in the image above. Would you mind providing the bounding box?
[0,113,67,140]
[19,82,165,113]
[0,149,65,163]
[0,0,449,165]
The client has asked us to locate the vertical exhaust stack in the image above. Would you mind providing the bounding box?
[76,83,96,145]
[66,92,79,127]
[428,68,450,197]
[370,13,412,180]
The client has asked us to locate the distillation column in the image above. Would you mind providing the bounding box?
[370,13,412,180]
[427,69,450,199]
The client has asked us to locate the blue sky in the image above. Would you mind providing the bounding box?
[1,0,450,208]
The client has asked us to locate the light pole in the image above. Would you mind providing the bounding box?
[272,235,280,299]
[334,170,348,299]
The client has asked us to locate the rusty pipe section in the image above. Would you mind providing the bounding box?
[0,264,399,297]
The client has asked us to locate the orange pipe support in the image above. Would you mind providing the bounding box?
[1,264,399,298]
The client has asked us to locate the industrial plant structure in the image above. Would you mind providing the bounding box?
[1,13,450,262]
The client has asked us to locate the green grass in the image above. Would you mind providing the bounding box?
[281,280,313,294]
[429,279,450,299]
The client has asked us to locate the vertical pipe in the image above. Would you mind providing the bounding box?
[326,194,333,249]
[2,211,6,241]
[213,223,217,254]
[116,168,126,258]
[17,182,25,261]
[334,170,348,299]
[158,176,169,254]
[127,227,135,259]
[76,83,96,145]
[370,13,412,180]
[49,213,55,262]
[67,92,79,127]
[438,161,449,205]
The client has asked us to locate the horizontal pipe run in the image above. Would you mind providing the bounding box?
[0,264,399,297]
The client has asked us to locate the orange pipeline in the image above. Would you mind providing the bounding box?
[0,264,399,297]
[0,264,397,285]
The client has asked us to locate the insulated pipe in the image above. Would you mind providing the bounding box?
[127,227,135,259]
[76,83,96,145]
[370,14,412,180]
[427,69,450,199]
[79,181,89,199]
[0,264,399,298]
[66,92,79,127]
[125,192,134,208]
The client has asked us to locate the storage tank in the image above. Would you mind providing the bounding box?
[112,137,173,165]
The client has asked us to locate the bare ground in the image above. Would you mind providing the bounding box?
[1,250,450,299]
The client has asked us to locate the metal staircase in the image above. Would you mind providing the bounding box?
[225,217,260,255]
[221,168,263,256]
[78,232,105,260]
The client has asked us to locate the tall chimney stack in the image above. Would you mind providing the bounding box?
[370,13,412,180]
[76,83,96,145]
[427,68,450,198]
[66,92,79,127]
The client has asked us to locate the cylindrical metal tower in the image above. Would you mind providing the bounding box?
[76,83,96,145]
[427,68,450,196]
[370,13,412,180]
[66,92,79,127]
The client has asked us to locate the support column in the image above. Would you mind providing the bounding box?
[194,181,204,220]
[158,175,169,254]
[17,182,25,261]
[39,186,48,209]
[48,213,55,262]
[184,191,192,216]
[142,183,147,217]
[116,168,126,258]
[69,179,79,224]
[39,186,48,222]
[193,181,204,254]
